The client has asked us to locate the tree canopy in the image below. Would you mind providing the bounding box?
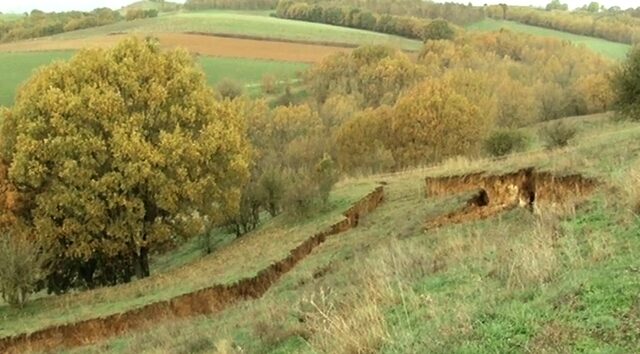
[0,37,250,292]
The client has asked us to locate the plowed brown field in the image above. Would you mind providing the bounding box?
[0,33,350,63]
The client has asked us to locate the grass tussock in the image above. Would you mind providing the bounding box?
[300,242,433,354]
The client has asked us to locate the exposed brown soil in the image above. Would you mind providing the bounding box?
[424,168,598,230]
[0,187,384,353]
[0,33,350,63]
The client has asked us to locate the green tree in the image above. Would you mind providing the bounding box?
[587,2,600,12]
[422,19,455,41]
[613,46,640,120]
[545,0,568,11]
[0,37,250,291]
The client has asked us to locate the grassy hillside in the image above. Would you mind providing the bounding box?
[120,0,182,12]
[0,182,376,338]
[50,10,423,50]
[1,113,640,352]
[0,51,307,106]
[51,113,640,353]
[467,18,631,60]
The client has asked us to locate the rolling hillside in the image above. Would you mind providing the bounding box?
[467,18,631,60]
[49,10,422,50]
[1,113,639,353]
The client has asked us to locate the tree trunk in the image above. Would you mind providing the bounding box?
[134,246,150,279]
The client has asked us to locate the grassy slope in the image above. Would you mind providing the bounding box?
[466,18,631,60]
[50,10,422,50]
[0,182,376,338]
[0,52,307,106]
[58,113,640,353]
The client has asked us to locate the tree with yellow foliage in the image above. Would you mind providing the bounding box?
[390,78,488,167]
[0,37,250,292]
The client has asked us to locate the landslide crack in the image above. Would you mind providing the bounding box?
[424,168,597,230]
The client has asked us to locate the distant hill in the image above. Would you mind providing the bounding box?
[120,0,182,13]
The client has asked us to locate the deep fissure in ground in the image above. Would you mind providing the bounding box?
[424,168,598,229]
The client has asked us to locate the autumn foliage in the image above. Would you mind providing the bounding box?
[0,38,250,293]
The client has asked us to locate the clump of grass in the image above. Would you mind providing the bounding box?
[493,211,563,290]
[299,242,429,353]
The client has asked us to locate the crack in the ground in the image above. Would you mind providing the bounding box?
[424,168,598,230]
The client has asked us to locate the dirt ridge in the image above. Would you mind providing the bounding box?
[424,168,598,229]
[0,186,384,353]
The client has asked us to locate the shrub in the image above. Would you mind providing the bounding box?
[0,233,44,308]
[423,19,455,41]
[613,45,640,120]
[483,130,528,157]
[261,74,279,95]
[216,78,244,100]
[539,121,577,149]
[283,156,338,217]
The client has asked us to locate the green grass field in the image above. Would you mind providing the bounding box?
[0,13,24,21]
[0,51,307,106]
[50,10,422,50]
[55,113,640,353]
[467,18,631,60]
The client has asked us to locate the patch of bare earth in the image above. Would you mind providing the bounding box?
[0,33,350,63]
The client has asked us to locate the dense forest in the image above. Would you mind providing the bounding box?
[486,4,640,44]
[0,8,121,42]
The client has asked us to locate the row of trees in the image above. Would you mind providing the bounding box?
[275,0,456,41]
[486,5,640,44]
[124,9,160,21]
[0,8,121,42]
[309,0,485,26]
[184,0,278,10]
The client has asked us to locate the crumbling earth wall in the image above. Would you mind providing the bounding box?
[424,168,598,229]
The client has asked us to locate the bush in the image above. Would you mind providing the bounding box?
[216,78,244,100]
[283,156,338,217]
[483,130,528,157]
[261,74,279,94]
[613,45,640,120]
[0,233,44,308]
[539,121,577,149]
[423,19,455,41]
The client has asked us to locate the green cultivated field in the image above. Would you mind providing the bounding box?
[0,51,74,107]
[51,10,423,50]
[467,18,631,60]
[0,51,307,106]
